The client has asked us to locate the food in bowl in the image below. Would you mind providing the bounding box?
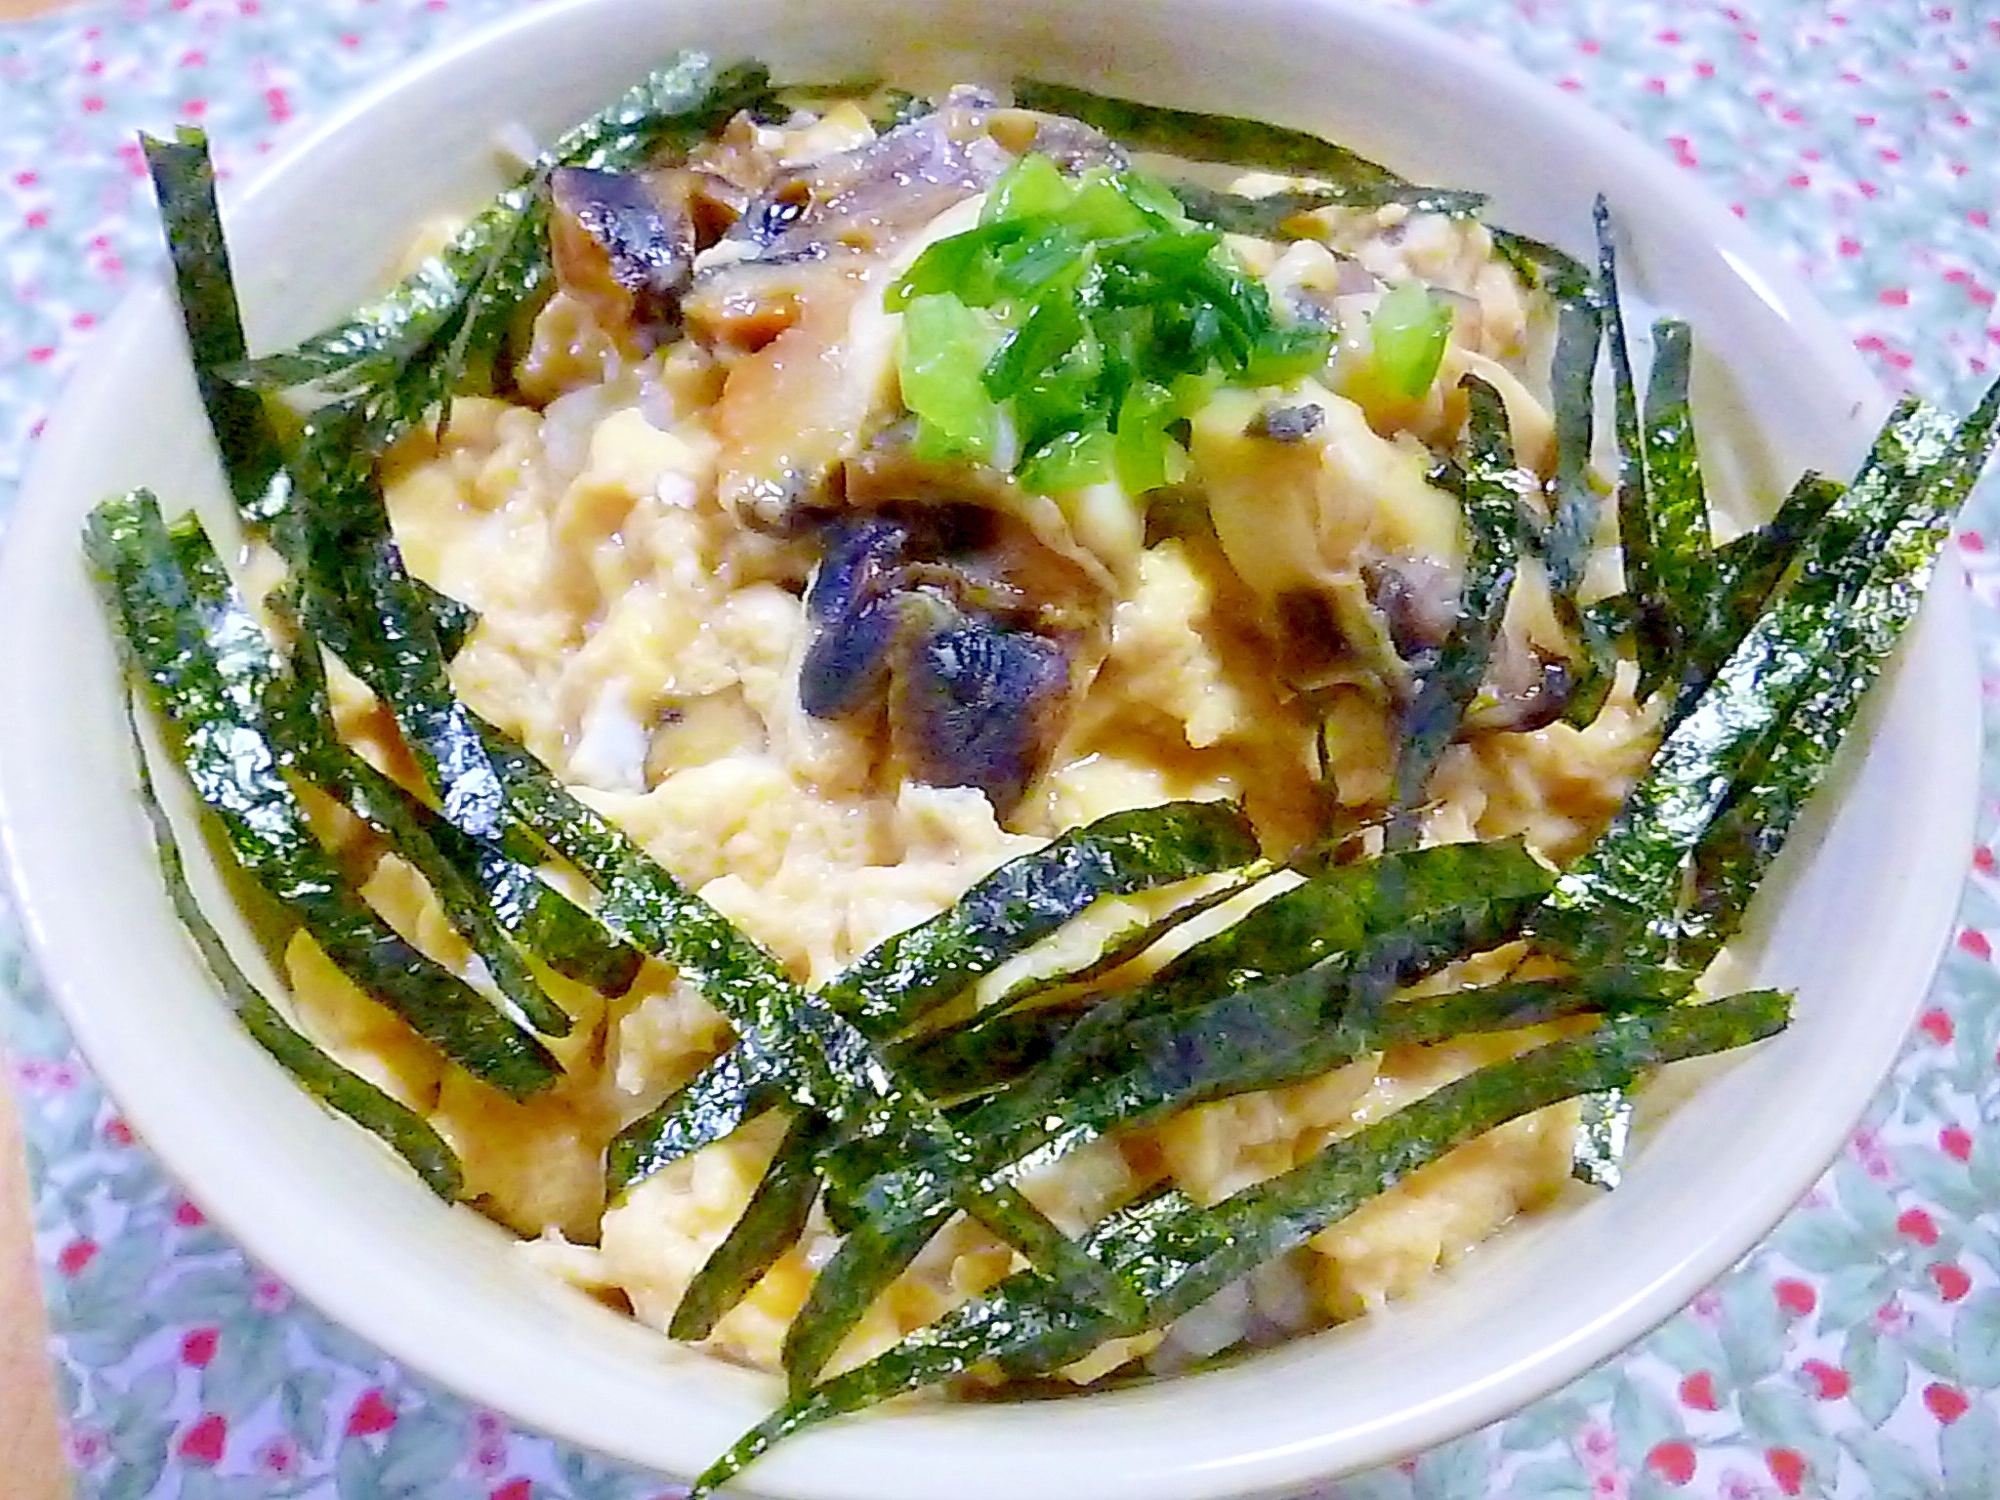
[85,51,1996,1491]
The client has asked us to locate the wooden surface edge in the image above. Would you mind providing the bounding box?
[0,0,87,20]
[4,1,95,1493]
[1,1079,71,1500]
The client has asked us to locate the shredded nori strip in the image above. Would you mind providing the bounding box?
[1665,472,1843,730]
[670,1110,828,1342]
[1490,227,1594,304]
[471,720,845,1103]
[886,872,1267,1103]
[1596,199,1676,701]
[416,811,643,998]
[1542,277,1617,729]
[1570,1087,1635,1190]
[888,999,1090,1103]
[970,965,1649,1196]
[146,135,508,888]
[1102,991,1789,1323]
[1543,389,1993,967]
[265,653,569,1038]
[141,128,288,515]
[1141,839,1551,1019]
[694,989,1790,1495]
[85,492,560,1097]
[1011,79,1481,215]
[141,125,474,662]
[821,801,1260,1040]
[1568,469,1848,742]
[1389,378,1523,842]
[122,666,465,1200]
[606,1044,788,1197]
[1674,374,2000,964]
[777,1214,941,1398]
[1641,317,1712,651]
[291,464,510,841]
[1543,296,1604,602]
[978,868,1267,1015]
[1168,182,1342,238]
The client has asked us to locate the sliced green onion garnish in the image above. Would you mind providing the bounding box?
[889,153,1330,496]
[984,150,1073,223]
[1368,280,1454,399]
[897,293,1001,463]
[1019,423,1117,492]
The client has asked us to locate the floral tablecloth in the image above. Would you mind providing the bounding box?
[3,1,1998,1497]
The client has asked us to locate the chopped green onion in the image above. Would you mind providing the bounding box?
[1019,423,1116,492]
[897,293,1001,463]
[1063,171,1158,241]
[889,154,1329,496]
[984,292,1093,399]
[1244,319,1340,388]
[1367,280,1454,399]
[984,151,1073,223]
[1113,382,1189,494]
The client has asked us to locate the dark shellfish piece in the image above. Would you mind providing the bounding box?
[798,516,912,719]
[733,102,1005,262]
[891,612,1072,817]
[1464,639,1577,734]
[548,166,697,353]
[796,504,1093,817]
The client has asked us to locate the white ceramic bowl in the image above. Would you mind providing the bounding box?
[0,1,1978,1496]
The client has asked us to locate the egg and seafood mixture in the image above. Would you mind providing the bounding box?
[93,53,1996,1490]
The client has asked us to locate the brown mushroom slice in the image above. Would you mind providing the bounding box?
[682,253,860,353]
[728,103,1008,264]
[710,192,993,522]
[685,106,999,353]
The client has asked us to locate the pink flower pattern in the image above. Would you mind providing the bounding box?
[2,1,1999,1497]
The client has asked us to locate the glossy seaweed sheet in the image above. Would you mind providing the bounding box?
[88,50,2000,1495]
[1543,387,2000,970]
[1389,378,1525,842]
[111,564,468,1201]
[1011,77,1485,217]
[696,990,1792,1495]
[84,492,563,1101]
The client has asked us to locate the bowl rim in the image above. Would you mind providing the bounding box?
[0,0,1976,1495]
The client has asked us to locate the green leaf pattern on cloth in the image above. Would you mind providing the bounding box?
[2,0,1998,1495]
